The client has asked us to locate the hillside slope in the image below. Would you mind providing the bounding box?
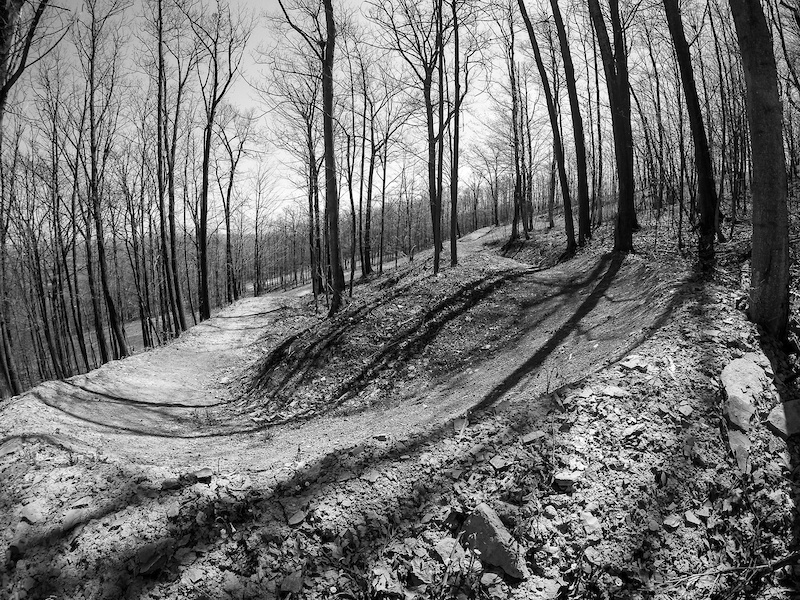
[0,224,797,599]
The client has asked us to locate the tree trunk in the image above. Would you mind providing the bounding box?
[728,0,789,339]
[450,0,461,266]
[664,0,717,266]
[588,0,635,252]
[518,0,575,254]
[323,0,345,315]
[550,0,590,245]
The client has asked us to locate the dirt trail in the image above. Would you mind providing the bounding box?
[1,228,684,485]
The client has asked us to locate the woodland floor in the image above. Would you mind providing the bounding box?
[1,216,799,600]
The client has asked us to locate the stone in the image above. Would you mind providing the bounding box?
[727,430,751,473]
[62,508,86,532]
[162,478,181,491]
[553,470,581,492]
[0,438,23,458]
[767,399,800,439]
[193,468,213,484]
[580,511,602,536]
[361,469,381,483]
[622,423,646,438]
[522,430,546,445]
[137,542,167,575]
[184,567,204,584]
[721,357,766,431]
[223,571,243,594]
[166,502,181,519]
[20,499,46,524]
[8,521,30,560]
[489,455,513,472]
[663,515,681,530]
[461,503,528,580]
[481,572,504,587]
[620,355,647,371]
[434,537,466,566]
[601,385,630,398]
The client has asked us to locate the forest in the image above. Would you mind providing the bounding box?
[2,0,800,598]
[0,0,795,397]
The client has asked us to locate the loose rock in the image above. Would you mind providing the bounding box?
[727,430,751,473]
[461,503,528,580]
[721,357,765,431]
[766,399,800,439]
[553,470,581,492]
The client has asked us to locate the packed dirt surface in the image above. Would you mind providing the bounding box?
[1,223,798,600]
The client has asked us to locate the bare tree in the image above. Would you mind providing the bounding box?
[368,0,450,274]
[74,0,130,359]
[215,104,254,304]
[663,0,717,266]
[518,0,575,255]
[0,0,66,394]
[588,0,636,252]
[728,0,790,338]
[548,0,590,245]
[187,0,251,321]
[278,0,345,315]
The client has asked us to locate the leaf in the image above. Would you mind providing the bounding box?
[371,565,404,595]
[288,510,307,526]
[280,571,304,593]
[684,511,702,527]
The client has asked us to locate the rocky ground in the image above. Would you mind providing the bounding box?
[0,219,798,599]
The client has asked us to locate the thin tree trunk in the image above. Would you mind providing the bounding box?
[519,0,575,254]
[550,0,590,244]
[323,0,344,314]
[664,0,717,266]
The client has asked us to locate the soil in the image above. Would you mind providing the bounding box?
[1,221,798,600]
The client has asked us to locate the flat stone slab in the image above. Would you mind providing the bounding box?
[767,399,800,439]
[721,357,766,431]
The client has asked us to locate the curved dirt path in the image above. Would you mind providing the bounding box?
[1,230,686,487]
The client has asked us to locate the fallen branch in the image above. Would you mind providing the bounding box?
[657,551,800,588]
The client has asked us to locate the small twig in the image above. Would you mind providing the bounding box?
[658,550,800,587]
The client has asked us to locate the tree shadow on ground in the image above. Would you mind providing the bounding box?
[244,251,675,429]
